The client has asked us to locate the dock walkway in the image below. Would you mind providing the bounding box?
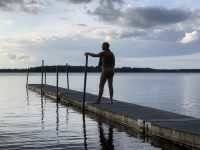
[28,84,200,149]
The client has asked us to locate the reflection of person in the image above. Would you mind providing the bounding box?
[98,122,114,150]
[85,42,115,104]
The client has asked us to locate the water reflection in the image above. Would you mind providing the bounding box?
[82,115,114,150]
[41,96,45,129]
[56,103,59,132]
[26,88,29,106]
[142,129,149,144]
[82,115,88,150]
[98,122,114,150]
[66,106,69,124]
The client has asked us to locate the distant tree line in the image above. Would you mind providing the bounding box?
[0,66,200,73]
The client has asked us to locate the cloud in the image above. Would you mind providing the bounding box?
[0,51,32,62]
[117,30,147,38]
[88,3,200,44]
[119,7,193,28]
[118,52,200,69]
[62,0,123,5]
[88,3,199,29]
[90,27,147,40]
[120,53,200,62]
[0,37,33,63]
[87,0,123,22]
[76,23,87,27]
[104,35,111,42]
[0,0,23,9]
[6,53,32,63]
[180,31,199,44]
[0,0,50,14]
[0,19,13,28]
[68,0,92,4]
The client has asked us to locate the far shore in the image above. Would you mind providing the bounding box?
[1,66,200,73]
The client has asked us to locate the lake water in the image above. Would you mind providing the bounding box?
[0,73,198,149]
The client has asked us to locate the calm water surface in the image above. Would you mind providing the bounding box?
[0,73,198,149]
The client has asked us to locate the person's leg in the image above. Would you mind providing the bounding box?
[97,71,107,103]
[108,72,114,104]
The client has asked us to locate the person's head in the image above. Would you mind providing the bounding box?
[102,42,110,50]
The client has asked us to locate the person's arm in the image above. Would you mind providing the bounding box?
[85,52,103,57]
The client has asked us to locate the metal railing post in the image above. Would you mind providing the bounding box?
[66,63,69,90]
[56,65,59,104]
[26,67,29,88]
[41,60,44,94]
[44,66,47,85]
[82,55,88,114]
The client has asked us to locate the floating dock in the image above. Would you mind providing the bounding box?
[28,84,200,149]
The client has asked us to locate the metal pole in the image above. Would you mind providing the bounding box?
[41,60,44,94]
[82,55,88,114]
[26,67,29,88]
[56,65,59,103]
[44,66,47,85]
[66,63,69,90]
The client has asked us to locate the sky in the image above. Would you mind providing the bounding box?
[0,0,200,69]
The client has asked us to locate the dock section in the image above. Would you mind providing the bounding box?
[28,84,200,149]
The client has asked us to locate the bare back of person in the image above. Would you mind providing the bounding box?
[85,42,115,104]
[98,47,115,104]
[101,50,115,69]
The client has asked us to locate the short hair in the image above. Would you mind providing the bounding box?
[103,42,110,48]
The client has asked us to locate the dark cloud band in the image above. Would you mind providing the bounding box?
[120,7,193,28]
[0,0,50,14]
[68,0,92,4]
[88,1,198,29]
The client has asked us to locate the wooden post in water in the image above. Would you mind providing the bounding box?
[66,63,69,90]
[56,65,59,104]
[41,60,44,94]
[26,67,29,88]
[82,55,88,114]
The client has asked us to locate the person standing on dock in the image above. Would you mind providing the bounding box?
[85,42,115,104]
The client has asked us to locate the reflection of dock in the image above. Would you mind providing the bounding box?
[28,84,200,149]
